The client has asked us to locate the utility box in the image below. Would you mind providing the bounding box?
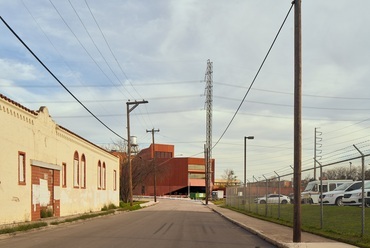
[190,192,206,200]
[212,190,224,200]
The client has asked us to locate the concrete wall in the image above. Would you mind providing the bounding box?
[0,94,119,224]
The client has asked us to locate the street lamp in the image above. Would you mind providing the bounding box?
[244,136,254,206]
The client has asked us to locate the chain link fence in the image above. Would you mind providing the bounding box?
[225,142,370,237]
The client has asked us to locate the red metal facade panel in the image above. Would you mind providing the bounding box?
[132,144,215,196]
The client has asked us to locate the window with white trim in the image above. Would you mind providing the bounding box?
[73,151,79,188]
[62,163,67,187]
[113,170,117,191]
[97,161,101,189]
[81,154,86,188]
[102,162,106,190]
[18,152,26,185]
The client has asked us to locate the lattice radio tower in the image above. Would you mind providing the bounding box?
[204,59,213,203]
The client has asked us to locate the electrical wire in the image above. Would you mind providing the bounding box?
[211,3,294,150]
[84,0,154,130]
[214,95,370,111]
[215,82,370,101]
[84,0,141,98]
[48,0,130,99]
[67,0,134,99]
[0,16,127,141]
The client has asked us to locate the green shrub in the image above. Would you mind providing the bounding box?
[118,201,143,211]
[0,222,47,234]
[101,203,117,211]
[40,208,53,218]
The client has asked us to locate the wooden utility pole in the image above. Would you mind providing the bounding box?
[293,0,302,243]
[146,128,159,202]
[126,100,148,206]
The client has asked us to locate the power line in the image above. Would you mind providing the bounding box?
[84,0,141,98]
[0,80,201,87]
[52,108,203,118]
[0,16,127,141]
[212,3,294,150]
[52,0,152,131]
[84,0,154,129]
[48,0,130,99]
[67,0,134,99]
[7,79,370,111]
[215,82,370,100]
[214,95,370,111]
[18,94,202,104]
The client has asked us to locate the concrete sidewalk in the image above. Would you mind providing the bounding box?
[206,203,357,248]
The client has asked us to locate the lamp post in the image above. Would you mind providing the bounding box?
[244,136,254,206]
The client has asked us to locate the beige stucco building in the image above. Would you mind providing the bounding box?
[0,93,120,225]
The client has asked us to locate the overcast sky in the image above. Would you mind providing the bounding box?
[1,0,370,181]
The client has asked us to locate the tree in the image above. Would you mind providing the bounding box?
[120,154,158,202]
[323,165,370,180]
[119,151,169,202]
[105,139,157,202]
[221,169,239,187]
[100,139,127,153]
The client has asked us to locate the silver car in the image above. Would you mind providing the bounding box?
[254,194,290,204]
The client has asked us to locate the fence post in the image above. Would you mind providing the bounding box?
[263,175,268,216]
[353,144,365,237]
[247,179,251,212]
[253,175,258,214]
[274,171,281,219]
[315,159,324,229]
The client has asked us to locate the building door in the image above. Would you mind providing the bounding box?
[31,166,60,220]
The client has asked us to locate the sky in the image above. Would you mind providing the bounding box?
[1,0,370,181]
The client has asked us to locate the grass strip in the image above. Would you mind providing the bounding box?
[220,203,370,248]
[0,222,48,234]
[1,201,147,233]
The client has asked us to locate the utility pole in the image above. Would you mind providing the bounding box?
[204,59,213,204]
[127,100,148,206]
[293,0,302,243]
[146,128,159,202]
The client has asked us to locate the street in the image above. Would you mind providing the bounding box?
[0,199,275,248]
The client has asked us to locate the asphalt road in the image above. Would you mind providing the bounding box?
[0,199,275,248]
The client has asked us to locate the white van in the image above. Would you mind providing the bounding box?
[301,180,352,204]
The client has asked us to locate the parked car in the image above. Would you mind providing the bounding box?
[254,194,290,204]
[288,193,295,204]
[301,180,352,204]
[342,181,370,206]
[319,181,364,206]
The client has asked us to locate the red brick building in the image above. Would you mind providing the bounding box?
[133,144,215,196]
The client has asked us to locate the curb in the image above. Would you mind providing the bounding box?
[210,207,289,248]
[139,201,159,208]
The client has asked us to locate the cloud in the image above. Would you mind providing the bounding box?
[1,0,370,180]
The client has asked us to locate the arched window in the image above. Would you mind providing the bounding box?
[62,163,67,187]
[73,151,79,188]
[81,154,86,188]
[113,170,117,191]
[97,161,102,189]
[102,162,106,190]
[18,151,26,185]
